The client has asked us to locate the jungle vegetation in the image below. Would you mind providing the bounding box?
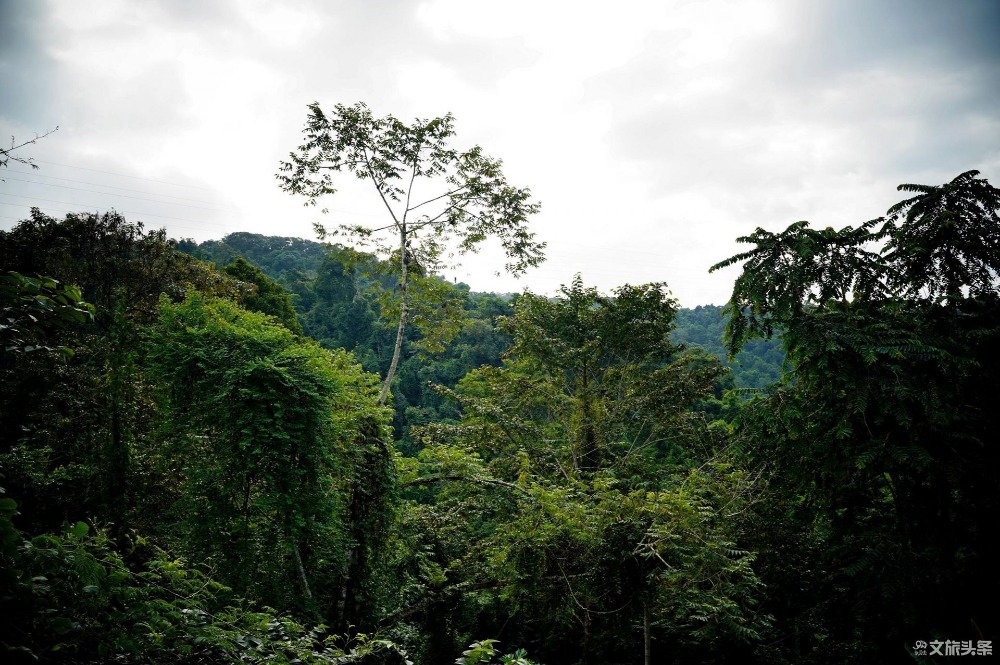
[2,137,997,663]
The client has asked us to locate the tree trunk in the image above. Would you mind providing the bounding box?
[575,366,601,471]
[294,542,313,601]
[644,602,651,665]
[105,311,133,536]
[379,225,408,406]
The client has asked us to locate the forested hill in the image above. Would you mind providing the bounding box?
[176,232,330,280]
[672,306,784,388]
[178,232,785,390]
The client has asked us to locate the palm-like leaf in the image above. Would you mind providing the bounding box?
[884,169,1000,302]
[710,218,887,356]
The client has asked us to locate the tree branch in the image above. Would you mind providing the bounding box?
[406,184,470,213]
[1,127,59,170]
[378,579,504,626]
[401,472,536,500]
[360,146,401,228]
[402,155,421,225]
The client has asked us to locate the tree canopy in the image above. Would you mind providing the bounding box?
[711,169,1000,661]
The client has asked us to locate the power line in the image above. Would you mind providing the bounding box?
[0,175,229,212]
[4,167,386,220]
[0,206,227,236]
[3,166,221,206]
[32,159,215,191]
[0,193,227,228]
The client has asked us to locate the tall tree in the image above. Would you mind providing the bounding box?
[146,293,392,616]
[711,171,1000,661]
[393,278,764,664]
[278,101,544,404]
[883,169,1000,301]
[501,276,685,471]
[0,209,236,532]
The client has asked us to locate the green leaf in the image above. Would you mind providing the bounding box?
[51,616,75,635]
[0,497,18,516]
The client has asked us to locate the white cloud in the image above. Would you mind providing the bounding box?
[2,0,998,305]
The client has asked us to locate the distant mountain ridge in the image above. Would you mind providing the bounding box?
[178,232,785,390]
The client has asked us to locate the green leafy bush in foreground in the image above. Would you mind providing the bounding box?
[1,492,541,664]
[0,494,411,664]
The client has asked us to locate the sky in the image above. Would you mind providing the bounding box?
[2,0,999,306]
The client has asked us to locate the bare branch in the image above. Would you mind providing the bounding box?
[401,156,421,225]
[406,184,471,213]
[1,126,59,171]
[360,146,402,228]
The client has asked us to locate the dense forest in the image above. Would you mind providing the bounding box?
[2,125,999,664]
[176,231,785,435]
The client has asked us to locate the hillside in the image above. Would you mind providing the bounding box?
[179,233,786,392]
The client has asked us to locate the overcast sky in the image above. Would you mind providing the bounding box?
[2,0,999,305]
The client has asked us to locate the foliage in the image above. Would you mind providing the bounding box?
[178,234,522,447]
[883,169,1000,300]
[222,257,304,334]
[0,498,412,664]
[455,639,538,665]
[278,101,544,275]
[711,170,1000,354]
[182,232,331,281]
[671,305,785,391]
[714,170,1000,661]
[709,218,887,357]
[7,165,998,663]
[183,231,784,427]
[0,209,240,534]
[145,293,392,619]
[0,208,238,327]
[389,277,765,664]
[0,271,93,357]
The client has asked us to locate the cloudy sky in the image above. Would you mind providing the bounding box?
[2,0,999,305]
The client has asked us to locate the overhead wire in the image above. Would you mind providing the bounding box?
[0,194,228,232]
[1,167,384,221]
[0,175,229,212]
[0,162,229,233]
[2,166,223,206]
[0,206,227,236]
[30,159,215,191]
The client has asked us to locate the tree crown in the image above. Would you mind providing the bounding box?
[277,101,545,275]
